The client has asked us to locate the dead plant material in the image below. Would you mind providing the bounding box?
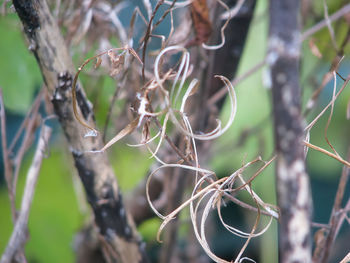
[0,125,52,263]
[72,46,142,134]
[187,0,212,46]
[308,38,322,58]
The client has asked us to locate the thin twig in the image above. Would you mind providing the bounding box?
[305,74,349,131]
[209,3,350,105]
[311,222,330,229]
[304,141,350,168]
[324,72,339,156]
[0,125,52,263]
[102,79,122,142]
[8,90,43,154]
[208,58,266,107]
[12,92,43,205]
[301,3,350,41]
[0,88,15,221]
[313,149,350,263]
[322,0,338,51]
[141,0,164,81]
[153,0,177,29]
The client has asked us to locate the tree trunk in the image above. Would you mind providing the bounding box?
[13,1,148,262]
[268,0,312,262]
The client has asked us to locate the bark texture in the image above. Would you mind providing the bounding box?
[268,0,312,262]
[12,1,148,262]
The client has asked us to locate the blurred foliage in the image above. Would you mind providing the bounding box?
[0,14,41,114]
[0,145,81,263]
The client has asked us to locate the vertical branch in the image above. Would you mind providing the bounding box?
[268,0,312,262]
[0,125,52,263]
[313,148,350,263]
[12,0,148,262]
[12,92,42,206]
[0,88,16,220]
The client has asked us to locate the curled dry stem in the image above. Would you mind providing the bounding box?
[202,0,231,50]
[72,46,142,135]
[73,36,276,262]
[145,153,277,261]
[305,72,349,131]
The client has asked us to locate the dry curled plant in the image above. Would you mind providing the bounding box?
[71,42,278,263]
[69,0,349,262]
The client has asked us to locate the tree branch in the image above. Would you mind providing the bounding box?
[268,0,312,262]
[12,0,148,262]
[313,148,350,263]
[1,125,52,263]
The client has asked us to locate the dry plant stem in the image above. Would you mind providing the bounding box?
[208,58,265,107]
[125,167,164,225]
[12,92,42,208]
[153,0,177,29]
[141,0,164,80]
[209,2,350,104]
[9,90,43,154]
[129,0,256,226]
[324,72,339,156]
[0,88,15,221]
[159,142,187,263]
[305,74,349,131]
[340,252,350,263]
[304,31,348,116]
[71,47,142,133]
[312,150,350,263]
[0,125,52,263]
[304,142,350,168]
[203,0,257,110]
[102,81,121,142]
[301,3,350,41]
[310,223,330,229]
[13,1,148,262]
[268,0,312,262]
[322,0,338,51]
[125,115,190,226]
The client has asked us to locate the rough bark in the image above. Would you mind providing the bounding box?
[12,1,148,262]
[268,0,312,262]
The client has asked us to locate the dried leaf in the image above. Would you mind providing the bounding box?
[312,228,327,260]
[185,136,194,161]
[142,119,150,142]
[308,38,322,58]
[188,81,199,97]
[187,0,212,46]
[98,117,139,152]
[94,57,102,69]
[108,50,125,77]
